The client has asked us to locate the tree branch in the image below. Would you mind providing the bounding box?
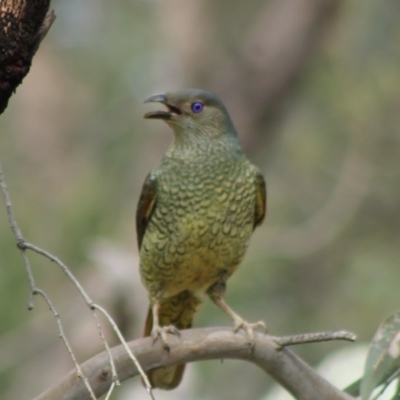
[274,330,356,348]
[0,0,55,114]
[34,327,356,400]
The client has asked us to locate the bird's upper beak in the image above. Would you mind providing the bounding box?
[144,93,182,120]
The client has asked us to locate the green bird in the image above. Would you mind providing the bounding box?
[137,88,267,389]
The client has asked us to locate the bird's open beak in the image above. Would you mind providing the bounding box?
[144,93,182,120]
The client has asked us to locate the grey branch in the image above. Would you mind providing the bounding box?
[34,327,356,400]
[274,330,357,348]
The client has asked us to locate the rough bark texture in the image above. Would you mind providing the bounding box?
[0,0,54,114]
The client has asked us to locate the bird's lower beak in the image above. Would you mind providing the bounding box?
[144,93,182,120]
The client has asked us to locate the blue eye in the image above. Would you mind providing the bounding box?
[191,101,204,113]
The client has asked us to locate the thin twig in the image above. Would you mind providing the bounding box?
[104,381,116,400]
[0,159,97,398]
[20,240,155,396]
[0,158,153,399]
[94,304,155,399]
[20,250,36,309]
[273,330,357,348]
[17,241,93,305]
[0,160,24,241]
[34,288,97,400]
[92,310,120,386]
[17,239,122,390]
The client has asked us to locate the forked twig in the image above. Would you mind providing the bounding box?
[94,304,154,394]
[0,157,154,399]
[34,288,97,400]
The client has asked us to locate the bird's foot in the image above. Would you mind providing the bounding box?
[232,318,267,348]
[151,325,180,351]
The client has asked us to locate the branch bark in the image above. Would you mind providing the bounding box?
[34,327,355,400]
[0,0,55,114]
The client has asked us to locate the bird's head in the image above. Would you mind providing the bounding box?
[144,88,237,140]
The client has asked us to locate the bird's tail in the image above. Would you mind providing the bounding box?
[143,291,201,390]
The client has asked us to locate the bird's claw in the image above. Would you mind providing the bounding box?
[151,325,180,351]
[232,319,267,349]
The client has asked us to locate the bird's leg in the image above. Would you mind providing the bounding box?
[151,301,180,351]
[207,282,267,348]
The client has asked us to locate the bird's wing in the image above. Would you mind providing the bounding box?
[136,172,157,249]
[254,169,267,228]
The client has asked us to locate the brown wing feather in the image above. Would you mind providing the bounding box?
[136,172,157,249]
[254,170,267,228]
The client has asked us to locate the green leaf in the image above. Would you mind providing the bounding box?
[361,310,400,400]
[344,377,361,396]
[390,380,400,400]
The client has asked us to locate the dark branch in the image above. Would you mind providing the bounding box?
[34,327,356,400]
[0,0,55,114]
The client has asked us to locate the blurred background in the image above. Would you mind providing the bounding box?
[0,0,399,399]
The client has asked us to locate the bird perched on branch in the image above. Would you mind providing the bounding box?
[137,88,267,389]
